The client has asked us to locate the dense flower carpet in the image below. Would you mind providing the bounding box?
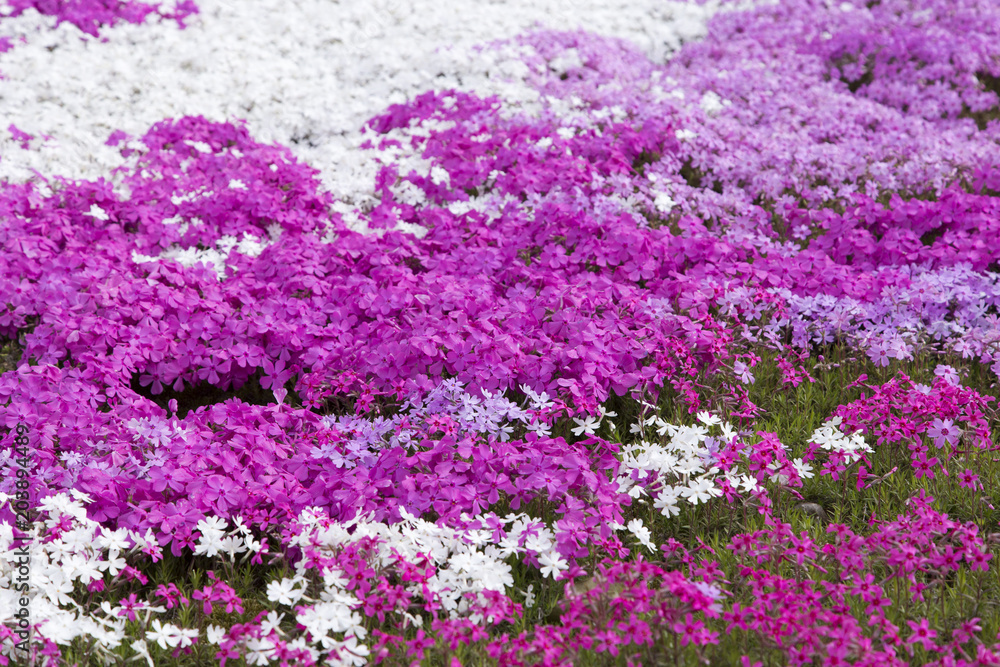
[4,0,1000,665]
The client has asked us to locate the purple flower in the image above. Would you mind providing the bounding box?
[927,418,961,449]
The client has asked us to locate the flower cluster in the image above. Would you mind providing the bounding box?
[1,0,197,42]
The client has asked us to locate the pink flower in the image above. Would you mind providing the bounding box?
[907,618,938,652]
[911,452,939,480]
[672,613,706,647]
[958,469,980,490]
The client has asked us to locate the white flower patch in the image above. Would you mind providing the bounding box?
[131,230,275,279]
[617,410,820,518]
[547,47,585,76]
[429,165,451,187]
[699,90,728,115]
[1,0,721,251]
[809,417,872,466]
[284,506,570,627]
[83,204,110,221]
[653,191,677,214]
[0,493,171,663]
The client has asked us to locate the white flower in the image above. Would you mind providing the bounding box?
[267,578,305,606]
[218,535,249,561]
[194,531,224,558]
[495,534,524,559]
[429,165,450,186]
[98,553,128,577]
[739,474,761,494]
[696,411,721,427]
[244,534,263,553]
[793,458,814,480]
[197,516,227,534]
[768,460,790,484]
[38,493,78,519]
[336,635,370,667]
[700,90,726,114]
[321,569,349,591]
[681,477,719,505]
[720,422,737,442]
[298,601,359,636]
[654,485,682,517]
[654,192,676,213]
[96,528,131,553]
[525,419,552,437]
[205,625,227,645]
[146,619,183,650]
[39,573,75,607]
[61,526,96,553]
[524,530,554,555]
[570,416,600,437]
[245,636,277,665]
[71,555,105,584]
[673,425,708,449]
[531,391,554,410]
[175,626,200,649]
[128,639,154,667]
[68,488,94,505]
[130,527,159,555]
[84,204,110,221]
[260,611,285,637]
[538,551,568,579]
[673,455,704,476]
[627,519,655,551]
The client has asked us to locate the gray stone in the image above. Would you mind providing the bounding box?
[796,502,828,522]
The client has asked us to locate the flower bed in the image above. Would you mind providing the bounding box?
[4,0,1000,665]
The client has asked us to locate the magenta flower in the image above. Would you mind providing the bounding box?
[116,593,142,622]
[786,533,816,567]
[907,618,938,652]
[910,452,939,480]
[673,613,706,647]
[967,548,993,573]
[958,469,980,490]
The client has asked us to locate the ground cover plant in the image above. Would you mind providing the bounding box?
[4,0,1000,664]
